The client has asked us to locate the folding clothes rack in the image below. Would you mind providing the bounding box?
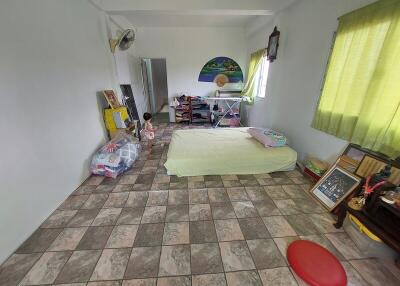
[205,97,243,128]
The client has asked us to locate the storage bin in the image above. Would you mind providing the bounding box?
[343,214,396,258]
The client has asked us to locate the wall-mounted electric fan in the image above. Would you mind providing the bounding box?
[109,29,135,53]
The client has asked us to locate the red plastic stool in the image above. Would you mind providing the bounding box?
[287,240,347,286]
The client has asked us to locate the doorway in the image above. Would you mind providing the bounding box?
[141,58,169,124]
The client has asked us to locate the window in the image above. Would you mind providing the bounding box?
[254,56,270,98]
[312,0,400,158]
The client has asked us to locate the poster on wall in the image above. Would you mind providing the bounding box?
[198,57,243,87]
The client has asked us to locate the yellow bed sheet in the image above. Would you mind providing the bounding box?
[164,128,297,176]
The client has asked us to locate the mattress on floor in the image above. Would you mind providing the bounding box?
[164,127,297,176]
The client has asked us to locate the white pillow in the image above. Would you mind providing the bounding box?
[248,127,287,147]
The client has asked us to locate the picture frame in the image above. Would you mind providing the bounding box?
[342,144,367,164]
[311,166,361,211]
[356,154,400,185]
[103,90,121,109]
[267,26,280,62]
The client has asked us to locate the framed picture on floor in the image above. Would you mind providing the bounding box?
[103,90,121,109]
[311,166,361,211]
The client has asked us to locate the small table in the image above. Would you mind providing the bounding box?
[334,185,400,254]
[205,97,243,128]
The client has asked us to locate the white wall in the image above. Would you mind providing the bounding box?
[0,0,118,263]
[133,27,247,121]
[245,0,375,163]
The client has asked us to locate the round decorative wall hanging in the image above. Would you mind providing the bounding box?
[198,57,243,87]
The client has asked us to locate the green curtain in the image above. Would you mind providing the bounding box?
[241,49,266,104]
[312,0,400,158]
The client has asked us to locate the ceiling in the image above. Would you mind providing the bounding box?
[115,12,256,28]
[92,0,297,28]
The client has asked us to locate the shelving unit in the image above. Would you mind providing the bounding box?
[174,96,191,123]
[190,97,210,124]
[173,96,210,124]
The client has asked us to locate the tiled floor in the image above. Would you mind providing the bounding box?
[1,124,400,286]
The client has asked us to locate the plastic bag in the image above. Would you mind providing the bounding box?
[90,132,140,178]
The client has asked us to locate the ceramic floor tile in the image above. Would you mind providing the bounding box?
[225,270,262,286]
[16,228,63,253]
[106,225,139,248]
[282,185,308,199]
[253,199,281,216]
[245,187,270,201]
[88,281,121,286]
[58,195,89,210]
[85,176,104,186]
[165,205,189,222]
[119,175,139,185]
[189,204,212,221]
[68,209,100,227]
[285,214,319,236]
[308,213,343,234]
[189,221,217,243]
[257,178,276,186]
[54,250,102,284]
[162,222,189,245]
[94,185,115,193]
[76,226,114,250]
[262,216,297,237]
[292,198,326,214]
[141,206,166,223]
[157,276,191,286]
[72,184,96,196]
[214,219,244,242]
[41,210,78,228]
[104,193,129,208]
[205,181,224,188]
[247,239,286,269]
[211,203,236,219]
[117,208,144,225]
[219,241,255,272]
[273,236,300,261]
[0,253,42,286]
[124,246,161,279]
[232,201,258,218]
[125,192,149,208]
[122,278,156,286]
[20,251,71,285]
[90,248,131,281]
[91,208,122,226]
[226,187,249,201]
[274,199,301,215]
[188,189,209,204]
[191,243,223,274]
[258,267,297,286]
[340,261,369,286]
[208,188,229,203]
[188,181,206,189]
[113,184,135,193]
[350,259,399,286]
[264,186,288,200]
[223,180,243,188]
[134,223,164,247]
[168,190,188,205]
[82,194,108,209]
[238,217,271,240]
[158,245,191,276]
[48,227,88,251]
[192,273,227,286]
[325,232,367,260]
[146,191,168,206]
